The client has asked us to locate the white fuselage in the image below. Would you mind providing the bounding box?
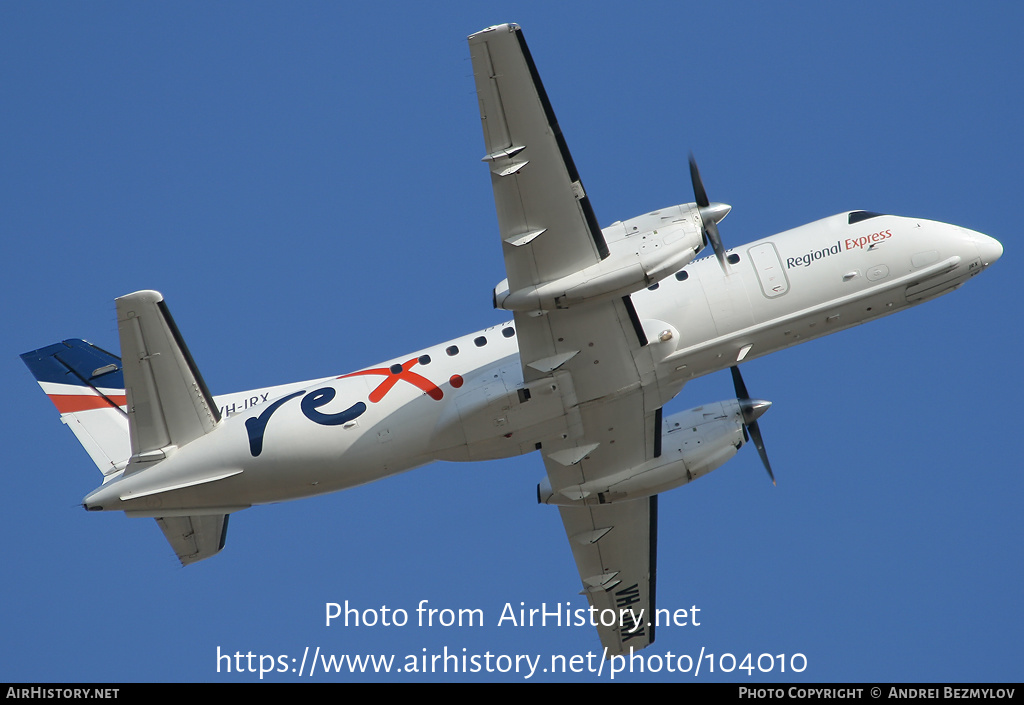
[83,210,1001,516]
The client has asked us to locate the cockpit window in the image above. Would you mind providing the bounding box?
[848,211,885,224]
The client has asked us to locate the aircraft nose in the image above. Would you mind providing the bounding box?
[954,225,1002,268]
[976,233,1003,267]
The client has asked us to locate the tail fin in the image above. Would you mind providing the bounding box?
[21,339,131,478]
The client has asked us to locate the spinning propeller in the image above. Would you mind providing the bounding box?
[730,366,776,486]
[689,153,733,272]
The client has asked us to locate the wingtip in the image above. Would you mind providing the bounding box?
[468,23,520,41]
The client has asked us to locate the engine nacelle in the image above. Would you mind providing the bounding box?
[537,399,750,506]
[493,204,705,312]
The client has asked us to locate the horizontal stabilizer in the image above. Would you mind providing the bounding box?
[116,291,220,468]
[155,514,229,566]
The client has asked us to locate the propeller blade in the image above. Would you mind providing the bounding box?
[689,154,710,208]
[689,153,729,271]
[730,365,749,400]
[747,419,776,487]
[704,216,728,271]
[730,366,776,486]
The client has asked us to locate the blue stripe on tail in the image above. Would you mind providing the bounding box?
[21,339,124,389]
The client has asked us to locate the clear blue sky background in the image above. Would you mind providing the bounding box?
[3,2,1020,683]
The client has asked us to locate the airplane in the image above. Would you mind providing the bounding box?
[20,23,1002,657]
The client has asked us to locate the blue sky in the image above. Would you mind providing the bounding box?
[3,2,1020,682]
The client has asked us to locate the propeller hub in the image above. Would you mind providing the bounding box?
[701,202,732,226]
[741,399,772,425]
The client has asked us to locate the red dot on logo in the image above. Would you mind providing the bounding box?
[450,374,464,388]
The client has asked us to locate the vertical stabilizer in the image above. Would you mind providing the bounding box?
[21,340,131,478]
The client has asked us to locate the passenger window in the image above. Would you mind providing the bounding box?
[675,270,689,281]
[418,355,431,365]
[502,327,515,338]
[474,336,487,347]
[446,346,459,356]
[727,253,740,264]
[389,364,402,374]
[648,282,660,291]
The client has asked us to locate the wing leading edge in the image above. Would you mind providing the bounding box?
[469,24,660,654]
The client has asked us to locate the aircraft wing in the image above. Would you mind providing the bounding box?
[467,23,656,400]
[468,23,608,287]
[559,498,657,654]
[469,24,660,654]
[542,398,659,655]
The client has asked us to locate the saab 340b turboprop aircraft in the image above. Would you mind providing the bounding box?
[21,24,1002,655]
